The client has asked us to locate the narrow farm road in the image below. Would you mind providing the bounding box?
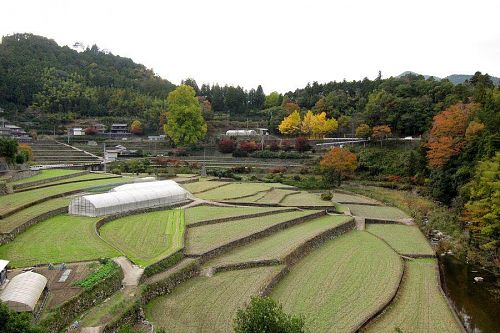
[113,256,144,286]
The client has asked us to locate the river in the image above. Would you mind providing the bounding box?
[440,255,500,333]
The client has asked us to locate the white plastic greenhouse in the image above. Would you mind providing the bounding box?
[68,180,191,217]
[0,271,47,312]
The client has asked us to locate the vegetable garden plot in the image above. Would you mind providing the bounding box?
[346,204,409,220]
[100,209,185,267]
[206,215,352,267]
[272,231,403,333]
[185,205,287,225]
[185,210,316,255]
[366,259,462,333]
[145,266,284,333]
[367,224,434,255]
[0,214,118,267]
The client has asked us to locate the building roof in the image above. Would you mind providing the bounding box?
[0,259,9,271]
[0,271,47,312]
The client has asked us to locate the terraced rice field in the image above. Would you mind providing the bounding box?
[80,288,136,327]
[185,210,316,255]
[331,191,378,204]
[281,191,333,206]
[272,231,403,332]
[0,176,126,216]
[181,180,229,194]
[196,182,285,201]
[0,197,71,233]
[347,204,409,220]
[100,209,185,266]
[0,214,118,267]
[19,172,118,190]
[256,189,299,204]
[206,215,352,267]
[10,169,83,185]
[366,259,462,333]
[185,205,288,225]
[146,266,284,333]
[367,224,435,255]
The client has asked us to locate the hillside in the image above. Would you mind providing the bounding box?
[398,71,500,84]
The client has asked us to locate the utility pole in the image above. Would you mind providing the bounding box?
[103,142,106,173]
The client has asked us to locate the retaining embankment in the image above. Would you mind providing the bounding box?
[0,207,67,245]
[12,170,88,191]
[191,211,327,263]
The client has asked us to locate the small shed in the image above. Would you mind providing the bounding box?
[0,271,47,312]
[0,259,8,285]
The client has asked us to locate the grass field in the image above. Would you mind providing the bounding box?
[0,214,118,267]
[331,191,378,204]
[256,189,299,204]
[280,191,333,206]
[18,172,118,190]
[366,259,462,333]
[146,266,284,333]
[185,210,316,255]
[206,215,352,267]
[80,288,136,327]
[100,209,185,267]
[367,224,435,255]
[185,205,288,225]
[0,197,71,233]
[181,180,229,194]
[10,169,84,185]
[272,231,403,332]
[347,204,409,220]
[196,183,282,201]
[0,176,126,216]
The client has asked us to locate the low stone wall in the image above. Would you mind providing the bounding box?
[39,262,124,333]
[12,171,88,190]
[356,257,406,332]
[143,250,184,279]
[217,201,338,212]
[365,218,403,225]
[141,259,200,304]
[402,253,436,259]
[0,206,67,245]
[283,218,356,266]
[194,211,327,263]
[213,259,282,274]
[0,181,11,195]
[5,169,39,183]
[102,300,142,333]
[260,265,289,297]
[187,208,298,228]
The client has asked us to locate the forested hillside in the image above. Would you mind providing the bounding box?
[0,33,175,129]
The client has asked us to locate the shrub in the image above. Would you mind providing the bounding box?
[218,138,236,153]
[270,166,287,174]
[18,144,33,161]
[321,191,333,201]
[14,153,25,164]
[84,127,98,135]
[231,166,252,173]
[239,140,258,152]
[234,296,305,333]
[75,260,119,290]
[268,140,280,151]
[251,150,276,159]
[281,140,292,151]
[294,136,311,152]
[233,149,248,157]
[173,147,188,156]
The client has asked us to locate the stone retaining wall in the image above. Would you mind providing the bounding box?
[0,206,67,245]
[217,200,338,212]
[355,257,406,332]
[365,218,403,225]
[260,265,289,296]
[141,259,200,304]
[5,169,39,183]
[187,208,298,228]
[193,211,327,263]
[213,259,282,274]
[142,250,184,279]
[12,171,88,190]
[283,218,356,266]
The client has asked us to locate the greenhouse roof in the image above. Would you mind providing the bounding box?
[0,271,47,312]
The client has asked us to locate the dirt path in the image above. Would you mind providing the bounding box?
[80,327,102,333]
[113,256,144,286]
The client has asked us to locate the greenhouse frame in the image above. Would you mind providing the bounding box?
[68,181,191,217]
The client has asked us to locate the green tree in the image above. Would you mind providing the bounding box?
[265,91,282,108]
[0,138,18,161]
[164,85,207,146]
[0,302,45,333]
[234,296,305,333]
[355,124,372,138]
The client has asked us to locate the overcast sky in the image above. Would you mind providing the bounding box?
[1,0,499,93]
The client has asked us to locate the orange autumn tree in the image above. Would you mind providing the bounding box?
[320,147,357,186]
[427,102,480,168]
